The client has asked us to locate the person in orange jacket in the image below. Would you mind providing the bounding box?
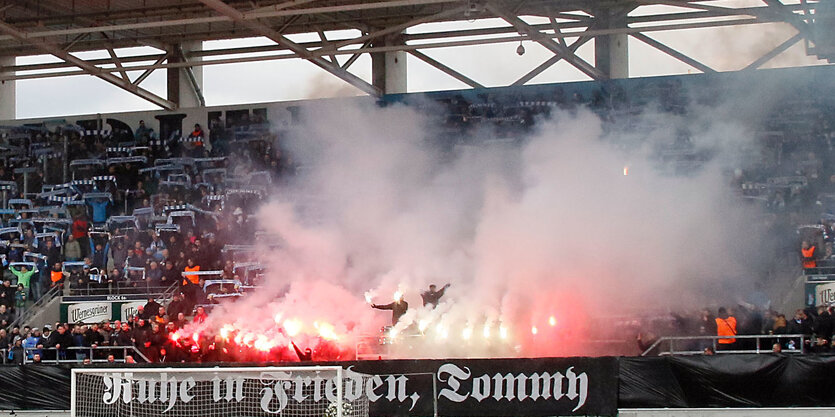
[183,259,201,285]
[715,307,737,350]
[801,240,817,269]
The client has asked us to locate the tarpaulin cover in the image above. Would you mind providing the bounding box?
[619,354,835,408]
[0,365,72,409]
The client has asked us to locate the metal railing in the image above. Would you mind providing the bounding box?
[7,285,61,330]
[67,281,178,297]
[355,332,426,361]
[803,266,835,275]
[640,334,807,356]
[0,345,151,364]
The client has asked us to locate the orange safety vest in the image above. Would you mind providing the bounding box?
[715,317,737,344]
[183,265,200,285]
[50,270,64,283]
[802,246,817,269]
[190,130,204,146]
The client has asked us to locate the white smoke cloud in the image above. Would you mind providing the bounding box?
[200,96,767,358]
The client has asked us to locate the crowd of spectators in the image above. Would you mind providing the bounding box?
[0,113,287,352]
[0,70,833,362]
[636,303,835,355]
[0,296,213,364]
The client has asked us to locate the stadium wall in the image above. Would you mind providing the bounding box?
[12,408,835,417]
[620,408,835,417]
[5,355,835,416]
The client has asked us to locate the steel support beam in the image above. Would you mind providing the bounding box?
[248,0,321,14]
[341,40,372,70]
[106,47,130,82]
[550,17,569,49]
[317,29,338,65]
[178,45,206,107]
[513,35,594,86]
[199,0,380,96]
[486,2,607,80]
[132,55,167,87]
[325,6,467,52]
[0,10,784,67]
[0,20,175,110]
[631,32,717,73]
[743,32,804,70]
[0,18,773,83]
[0,0,463,43]
[762,0,812,36]
[409,49,484,89]
[0,6,820,85]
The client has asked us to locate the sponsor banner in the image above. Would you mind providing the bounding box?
[64,294,157,302]
[805,274,835,282]
[75,358,617,417]
[61,299,170,322]
[120,302,145,321]
[817,282,835,306]
[805,282,835,306]
[66,302,111,324]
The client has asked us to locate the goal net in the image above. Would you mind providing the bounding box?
[71,366,371,417]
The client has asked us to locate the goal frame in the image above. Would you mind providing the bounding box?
[70,366,345,417]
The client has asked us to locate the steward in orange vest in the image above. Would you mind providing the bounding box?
[715,307,737,348]
[183,259,200,285]
[801,240,817,269]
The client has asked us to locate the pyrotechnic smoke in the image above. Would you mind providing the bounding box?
[200,89,772,358]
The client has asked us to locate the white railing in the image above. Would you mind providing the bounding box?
[641,334,807,356]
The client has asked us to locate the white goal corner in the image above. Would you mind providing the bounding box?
[71,366,372,417]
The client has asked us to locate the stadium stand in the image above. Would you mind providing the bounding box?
[0,65,833,363]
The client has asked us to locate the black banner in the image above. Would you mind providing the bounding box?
[349,357,618,416]
[10,355,835,414]
[0,357,617,416]
[619,355,835,408]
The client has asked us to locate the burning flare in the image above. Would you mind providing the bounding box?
[283,319,302,337]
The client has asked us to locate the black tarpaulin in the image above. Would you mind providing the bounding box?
[619,355,835,408]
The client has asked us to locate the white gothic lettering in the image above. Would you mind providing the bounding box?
[98,362,591,414]
[436,363,589,412]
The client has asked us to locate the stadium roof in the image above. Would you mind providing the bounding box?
[0,0,827,110]
[0,0,819,56]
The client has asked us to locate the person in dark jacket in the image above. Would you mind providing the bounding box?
[85,323,105,359]
[182,280,206,313]
[814,305,833,341]
[46,325,73,360]
[372,294,409,326]
[114,323,134,347]
[8,339,24,364]
[420,283,450,308]
[146,322,167,362]
[787,309,813,350]
[161,261,180,288]
[39,239,62,269]
[166,294,187,319]
[91,244,107,269]
[787,309,813,335]
[72,325,88,361]
[143,298,162,320]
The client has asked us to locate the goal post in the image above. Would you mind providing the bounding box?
[71,366,369,417]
